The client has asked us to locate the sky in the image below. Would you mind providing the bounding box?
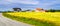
[0,0,60,11]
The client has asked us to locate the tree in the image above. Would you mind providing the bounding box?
[32,10,35,12]
[25,9,31,11]
[48,9,55,12]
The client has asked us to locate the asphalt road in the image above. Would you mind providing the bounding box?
[0,13,32,26]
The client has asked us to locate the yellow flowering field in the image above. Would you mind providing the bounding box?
[3,12,60,26]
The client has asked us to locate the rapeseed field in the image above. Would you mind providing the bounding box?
[3,12,60,26]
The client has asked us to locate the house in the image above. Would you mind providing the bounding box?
[13,8,22,12]
[35,8,46,12]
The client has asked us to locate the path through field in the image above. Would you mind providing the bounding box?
[0,13,32,26]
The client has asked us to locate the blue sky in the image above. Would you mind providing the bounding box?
[0,0,60,11]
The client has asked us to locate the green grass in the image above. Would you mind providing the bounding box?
[2,13,56,26]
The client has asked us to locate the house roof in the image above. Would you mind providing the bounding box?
[13,8,21,9]
[36,8,43,11]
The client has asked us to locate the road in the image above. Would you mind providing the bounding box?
[0,13,32,26]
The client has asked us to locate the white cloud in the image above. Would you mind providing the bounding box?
[36,0,60,9]
[0,0,39,5]
[0,0,60,10]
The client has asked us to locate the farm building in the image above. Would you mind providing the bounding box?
[13,8,22,12]
[35,8,47,12]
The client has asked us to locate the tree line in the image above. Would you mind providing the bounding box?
[48,9,60,12]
